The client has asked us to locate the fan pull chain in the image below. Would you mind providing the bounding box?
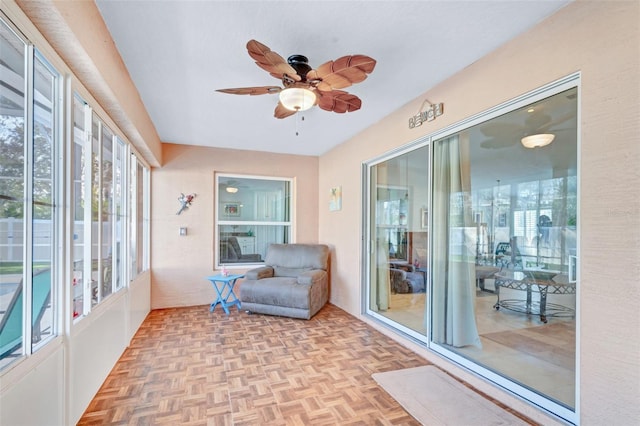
[295,110,305,136]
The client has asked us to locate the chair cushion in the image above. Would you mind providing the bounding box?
[241,277,309,310]
[265,244,329,272]
[273,265,313,277]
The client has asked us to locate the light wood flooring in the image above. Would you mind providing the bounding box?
[381,289,576,407]
[78,303,535,425]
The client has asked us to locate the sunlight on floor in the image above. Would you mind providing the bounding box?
[378,283,576,408]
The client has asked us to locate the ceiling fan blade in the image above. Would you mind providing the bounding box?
[480,138,517,149]
[525,111,552,130]
[274,102,297,119]
[308,55,376,91]
[246,40,301,81]
[216,86,282,95]
[317,90,362,113]
[480,122,523,138]
[537,111,576,132]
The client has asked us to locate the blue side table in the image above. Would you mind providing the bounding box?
[206,274,244,315]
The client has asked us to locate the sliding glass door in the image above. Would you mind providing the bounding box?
[430,82,578,422]
[365,76,578,423]
[365,145,429,339]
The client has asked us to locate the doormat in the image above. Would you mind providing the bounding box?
[372,365,529,425]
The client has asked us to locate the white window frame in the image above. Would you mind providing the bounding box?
[214,173,294,269]
[71,95,140,321]
[0,15,62,368]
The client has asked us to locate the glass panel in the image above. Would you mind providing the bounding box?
[142,165,149,272]
[72,96,86,319]
[130,158,147,277]
[135,161,144,274]
[431,87,578,411]
[129,157,137,277]
[31,53,56,350]
[90,113,100,306]
[101,125,113,299]
[217,176,291,266]
[367,147,429,335]
[0,18,26,366]
[113,138,124,290]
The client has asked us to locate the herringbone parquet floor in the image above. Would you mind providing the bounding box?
[77,304,525,425]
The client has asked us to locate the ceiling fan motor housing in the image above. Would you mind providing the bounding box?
[287,55,312,79]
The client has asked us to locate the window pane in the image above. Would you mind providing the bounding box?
[136,161,144,274]
[90,113,100,306]
[217,176,291,266]
[0,17,26,366]
[129,156,137,276]
[113,138,124,290]
[101,125,113,299]
[31,53,56,350]
[431,87,578,411]
[130,158,148,277]
[72,96,86,319]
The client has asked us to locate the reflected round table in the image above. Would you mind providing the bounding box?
[206,274,244,315]
[493,270,575,323]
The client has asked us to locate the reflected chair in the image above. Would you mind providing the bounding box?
[220,236,262,263]
[389,265,425,293]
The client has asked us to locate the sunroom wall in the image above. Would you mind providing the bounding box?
[318,1,639,424]
[150,143,319,310]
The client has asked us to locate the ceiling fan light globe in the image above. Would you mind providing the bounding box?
[521,133,555,148]
[279,88,316,112]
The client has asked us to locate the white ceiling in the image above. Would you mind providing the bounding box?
[95,0,571,156]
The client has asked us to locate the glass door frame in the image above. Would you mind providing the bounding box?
[427,73,580,424]
[362,73,580,424]
[362,140,431,344]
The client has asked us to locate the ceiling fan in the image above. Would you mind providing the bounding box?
[216,40,376,119]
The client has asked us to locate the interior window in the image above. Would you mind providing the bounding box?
[216,175,292,268]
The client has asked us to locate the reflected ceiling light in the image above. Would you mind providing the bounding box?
[226,186,238,193]
[279,87,317,112]
[521,133,555,149]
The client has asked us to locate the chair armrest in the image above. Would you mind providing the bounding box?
[245,266,274,280]
[297,269,327,285]
[389,268,407,280]
[390,262,415,272]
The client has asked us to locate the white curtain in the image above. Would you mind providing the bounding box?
[374,238,390,311]
[370,166,390,311]
[430,134,481,348]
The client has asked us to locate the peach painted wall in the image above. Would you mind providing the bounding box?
[319,1,639,424]
[150,144,319,309]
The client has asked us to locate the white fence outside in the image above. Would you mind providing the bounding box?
[0,218,114,263]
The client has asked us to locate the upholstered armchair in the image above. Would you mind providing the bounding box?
[240,243,329,319]
[220,236,262,264]
[389,267,425,294]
